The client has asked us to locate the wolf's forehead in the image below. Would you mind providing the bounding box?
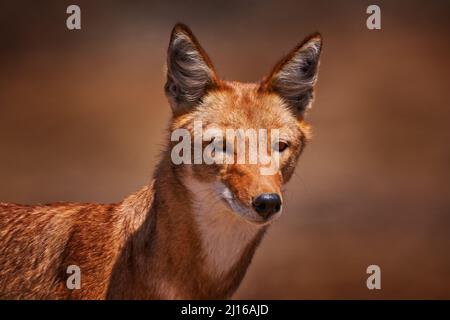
[200,83,297,129]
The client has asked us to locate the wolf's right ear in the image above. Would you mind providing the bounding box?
[165,24,218,114]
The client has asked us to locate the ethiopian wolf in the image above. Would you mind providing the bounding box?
[0,24,322,299]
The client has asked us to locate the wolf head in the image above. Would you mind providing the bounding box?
[165,23,322,225]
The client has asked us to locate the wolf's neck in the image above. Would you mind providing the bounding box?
[182,174,263,278]
[113,161,265,299]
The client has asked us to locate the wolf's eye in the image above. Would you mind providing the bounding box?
[275,141,289,152]
[205,138,227,153]
[218,140,227,153]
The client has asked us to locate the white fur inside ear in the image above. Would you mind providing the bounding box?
[277,40,320,87]
[166,32,214,106]
[272,37,321,114]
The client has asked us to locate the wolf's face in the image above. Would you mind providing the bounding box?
[166,24,322,225]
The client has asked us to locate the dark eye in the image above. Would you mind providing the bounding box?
[204,138,227,153]
[219,140,227,153]
[276,141,289,152]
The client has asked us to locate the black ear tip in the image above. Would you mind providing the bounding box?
[311,32,322,40]
[171,23,194,38]
[302,32,322,48]
[297,32,322,56]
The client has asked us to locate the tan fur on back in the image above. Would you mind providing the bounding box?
[0,185,153,299]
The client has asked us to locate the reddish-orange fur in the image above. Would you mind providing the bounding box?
[0,24,321,299]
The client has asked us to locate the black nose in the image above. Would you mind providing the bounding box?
[252,193,282,219]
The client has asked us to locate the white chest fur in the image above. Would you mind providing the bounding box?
[183,176,260,277]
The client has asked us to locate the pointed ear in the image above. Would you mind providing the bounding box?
[262,33,322,117]
[165,23,218,114]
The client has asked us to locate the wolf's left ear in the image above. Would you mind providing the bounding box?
[263,33,322,117]
[165,23,218,114]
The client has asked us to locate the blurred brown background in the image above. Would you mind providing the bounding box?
[1,0,449,299]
